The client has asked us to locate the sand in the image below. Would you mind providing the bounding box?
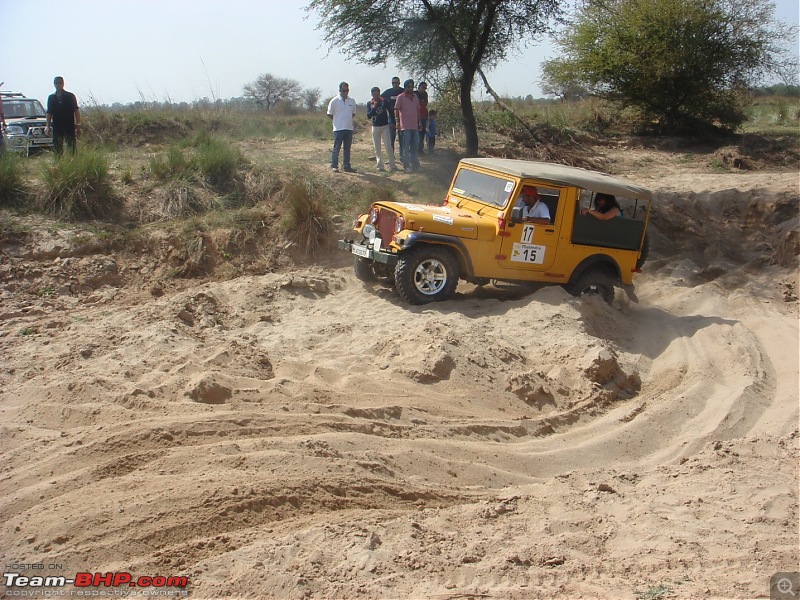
[0,141,798,599]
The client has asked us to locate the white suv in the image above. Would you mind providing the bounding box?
[2,91,53,155]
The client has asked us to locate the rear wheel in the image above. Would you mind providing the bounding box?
[395,246,459,304]
[566,269,616,305]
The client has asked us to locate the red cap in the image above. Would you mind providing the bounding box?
[521,185,540,199]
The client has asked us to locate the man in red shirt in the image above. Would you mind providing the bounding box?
[393,79,421,173]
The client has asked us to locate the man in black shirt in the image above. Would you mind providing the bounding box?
[381,76,403,159]
[45,76,81,155]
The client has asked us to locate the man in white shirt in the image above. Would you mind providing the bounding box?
[517,186,550,224]
[327,82,358,173]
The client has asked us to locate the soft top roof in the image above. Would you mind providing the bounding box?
[461,158,653,201]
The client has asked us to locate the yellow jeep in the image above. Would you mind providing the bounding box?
[338,158,652,305]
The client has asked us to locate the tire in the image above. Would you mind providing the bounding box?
[395,245,460,304]
[636,233,650,270]
[566,269,616,305]
[353,257,377,283]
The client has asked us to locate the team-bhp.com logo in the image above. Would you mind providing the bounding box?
[4,572,188,596]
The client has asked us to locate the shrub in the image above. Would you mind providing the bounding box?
[42,148,116,220]
[279,171,330,256]
[150,146,195,182]
[193,136,245,190]
[0,152,28,206]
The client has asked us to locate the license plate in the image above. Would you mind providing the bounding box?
[32,138,53,145]
[351,244,371,258]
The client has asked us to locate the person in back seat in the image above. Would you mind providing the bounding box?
[582,192,622,220]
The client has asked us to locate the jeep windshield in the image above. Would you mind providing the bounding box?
[450,168,515,207]
[5,100,46,118]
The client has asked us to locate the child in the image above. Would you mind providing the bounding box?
[426,109,437,155]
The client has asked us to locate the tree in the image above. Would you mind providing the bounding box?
[541,0,797,131]
[306,0,561,156]
[301,87,322,112]
[242,73,303,110]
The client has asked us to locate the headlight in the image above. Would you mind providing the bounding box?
[394,216,405,233]
[5,125,24,135]
[369,207,379,225]
[362,224,376,241]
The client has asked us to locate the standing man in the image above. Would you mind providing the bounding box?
[415,82,429,154]
[326,81,357,173]
[0,92,6,152]
[367,87,397,172]
[381,76,403,160]
[393,79,421,173]
[45,76,81,155]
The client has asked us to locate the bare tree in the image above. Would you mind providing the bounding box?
[243,73,303,110]
[301,87,322,112]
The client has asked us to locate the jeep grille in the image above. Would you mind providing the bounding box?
[375,207,398,243]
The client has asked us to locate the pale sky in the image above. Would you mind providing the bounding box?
[2,0,798,107]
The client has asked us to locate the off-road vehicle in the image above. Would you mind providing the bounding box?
[339,158,652,305]
[1,91,53,155]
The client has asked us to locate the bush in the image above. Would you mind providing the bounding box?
[42,148,116,220]
[0,152,28,206]
[193,135,246,190]
[279,171,331,256]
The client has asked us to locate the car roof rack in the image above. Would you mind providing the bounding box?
[0,91,28,98]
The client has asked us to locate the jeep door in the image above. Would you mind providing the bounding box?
[497,185,568,273]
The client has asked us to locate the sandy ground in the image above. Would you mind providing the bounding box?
[0,140,798,599]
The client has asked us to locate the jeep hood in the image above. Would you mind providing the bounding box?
[383,201,483,239]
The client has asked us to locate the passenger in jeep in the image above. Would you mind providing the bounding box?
[517,185,551,224]
[582,193,622,220]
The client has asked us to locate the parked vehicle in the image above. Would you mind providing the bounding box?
[339,158,652,305]
[1,91,53,155]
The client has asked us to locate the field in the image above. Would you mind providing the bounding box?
[0,102,798,599]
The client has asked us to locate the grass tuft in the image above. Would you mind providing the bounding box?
[279,171,331,256]
[0,152,29,206]
[41,148,116,220]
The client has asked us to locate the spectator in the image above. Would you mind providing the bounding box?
[326,81,357,173]
[394,79,421,173]
[45,76,81,155]
[426,109,437,155]
[382,77,403,159]
[415,82,429,154]
[367,87,397,172]
[0,93,6,152]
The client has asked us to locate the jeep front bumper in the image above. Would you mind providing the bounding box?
[338,239,398,266]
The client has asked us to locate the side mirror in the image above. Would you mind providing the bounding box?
[510,206,523,225]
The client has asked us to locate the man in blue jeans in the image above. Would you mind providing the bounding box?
[326,81,357,173]
[393,79,421,173]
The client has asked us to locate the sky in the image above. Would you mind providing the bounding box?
[2,0,798,108]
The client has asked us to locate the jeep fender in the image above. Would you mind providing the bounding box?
[568,255,622,287]
[402,232,475,279]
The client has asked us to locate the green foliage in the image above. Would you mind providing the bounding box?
[542,0,796,132]
[42,148,116,220]
[149,133,246,196]
[0,152,29,206]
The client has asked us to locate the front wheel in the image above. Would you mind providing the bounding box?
[353,257,377,283]
[566,270,616,305]
[395,246,460,304]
